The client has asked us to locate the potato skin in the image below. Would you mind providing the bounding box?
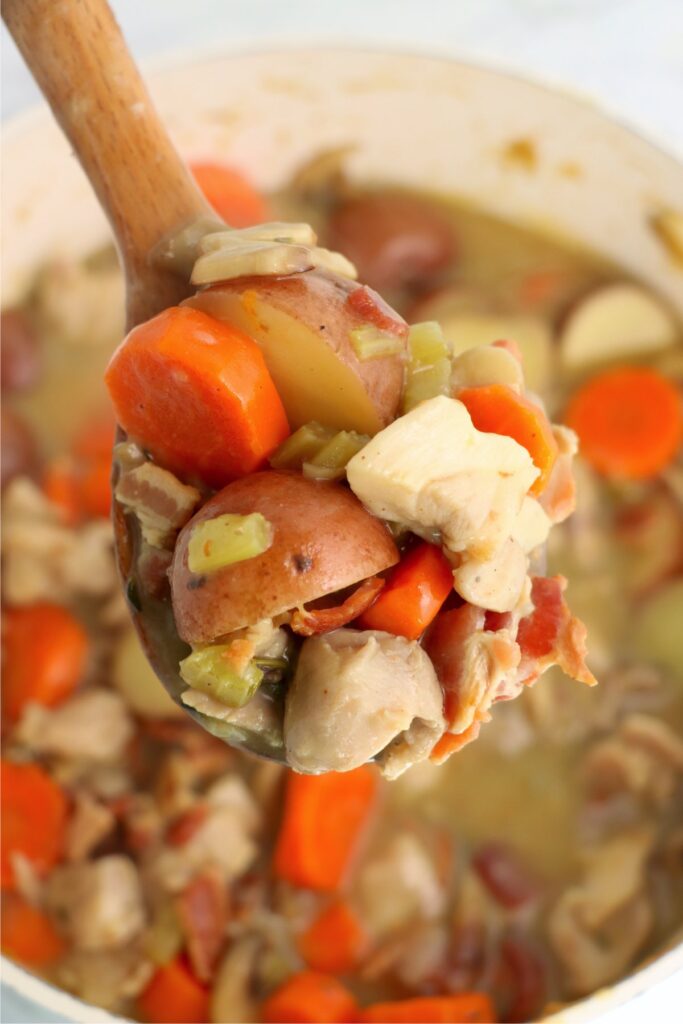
[185,269,407,435]
[171,471,398,644]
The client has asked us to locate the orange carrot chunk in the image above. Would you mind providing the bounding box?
[2,604,88,723]
[361,992,497,1023]
[78,457,113,519]
[262,971,358,1024]
[298,900,367,975]
[274,767,377,891]
[457,384,558,495]
[1,893,65,966]
[138,957,209,1024]
[1,761,68,889]
[357,542,453,639]
[42,458,82,525]
[105,306,290,488]
[190,161,269,227]
[565,366,682,480]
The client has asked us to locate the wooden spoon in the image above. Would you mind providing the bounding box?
[3,0,215,330]
[4,0,290,760]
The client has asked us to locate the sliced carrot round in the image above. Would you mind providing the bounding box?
[360,992,496,1023]
[2,604,88,723]
[105,306,290,488]
[1,761,68,889]
[190,161,268,227]
[565,365,682,480]
[1,893,65,966]
[357,541,453,639]
[457,384,558,495]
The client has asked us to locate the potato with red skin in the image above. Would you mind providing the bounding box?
[171,471,398,644]
[185,269,407,436]
[1,408,37,489]
[1,310,41,393]
[326,192,456,293]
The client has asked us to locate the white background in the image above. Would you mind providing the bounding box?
[2,1,683,1022]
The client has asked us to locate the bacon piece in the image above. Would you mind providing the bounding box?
[496,932,548,1023]
[430,721,481,763]
[492,338,523,363]
[425,604,520,734]
[167,804,209,847]
[290,576,385,636]
[517,575,596,686]
[176,870,229,982]
[346,285,409,336]
[472,843,540,909]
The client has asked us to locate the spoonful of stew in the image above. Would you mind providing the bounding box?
[4,0,596,773]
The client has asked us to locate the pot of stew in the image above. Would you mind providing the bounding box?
[2,48,682,1024]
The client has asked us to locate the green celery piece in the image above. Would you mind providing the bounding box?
[179,646,263,707]
[187,513,272,574]
[350,325,404,360]
[269,422,336,469]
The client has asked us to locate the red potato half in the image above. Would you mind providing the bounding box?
[185,269,407,436]
[171,471,398,643]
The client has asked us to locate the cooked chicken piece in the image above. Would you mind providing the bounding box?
[576,827,654,929]
[65,791,116,862]
[284,629,445,777]
[452,537,528,613]
[210,936,260,1024]
[57,942,153,1012]
[511,497,551,553]
[584,714,683,807]
[182,688,283,741]
[149,775,260,892]
[17,689,134,763]
[355,833,446,938]
[347,396,538,562]
[115,461,201,549]
[1,478,119,606]
[48,855,146,951]
[540,425,578,524]
[547,827,654,995]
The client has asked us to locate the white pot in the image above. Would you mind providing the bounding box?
[2,47,682,1023]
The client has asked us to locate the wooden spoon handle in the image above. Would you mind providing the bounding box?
[3,0,213,326]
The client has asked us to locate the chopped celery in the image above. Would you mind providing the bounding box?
[303,430,369,481]
[270,422,336,469]
[187,513,272,574]
[402,321,453,412]
[145,900,183,966]
[408,321,451,365]
[350,325,405,360]
[179,646,263,707]
[402,357,452,412]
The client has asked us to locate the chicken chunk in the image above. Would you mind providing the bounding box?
[547,827,654,995]
[149,775,261,892]
[584,713,683,807]
[284,629,445,777]
[48,855,145,951]
[17,689,134,763]
[347,396,538,561]
[355,833,446,938]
